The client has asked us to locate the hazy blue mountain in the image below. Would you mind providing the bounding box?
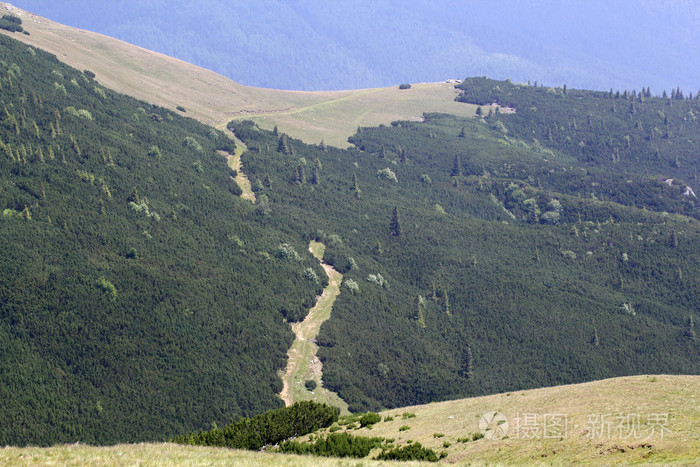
[10,0,700,92]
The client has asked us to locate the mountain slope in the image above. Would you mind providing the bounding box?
[0,6,697,450]
[230,89,699,412]
[0,3,477,148]
[2,375,698,465]
[0,33,326,445]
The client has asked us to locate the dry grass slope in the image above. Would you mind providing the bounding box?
[0,3,477,147]
[2,376,697,465]
[315,374,700,465]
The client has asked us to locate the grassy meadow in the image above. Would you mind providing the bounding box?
[1,4,476,147]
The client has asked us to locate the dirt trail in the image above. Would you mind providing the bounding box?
[219,132,256,203]
[279,241,349,414]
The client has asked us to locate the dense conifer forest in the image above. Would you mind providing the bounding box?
[230,78,700,412]
[0,35,325,445]
[0,31,698,447]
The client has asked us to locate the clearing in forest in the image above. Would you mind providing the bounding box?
[279,241,349,415]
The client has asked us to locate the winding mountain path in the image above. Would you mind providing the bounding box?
[279,241,349,414]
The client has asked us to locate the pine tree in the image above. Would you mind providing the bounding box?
[591,320,600,347]
[464,343,473,378]
[430,282,438,301]
[390,206,402,237]
[686,314,696,340]
[277,134,289,154]
[318,139,326,151]
[451,155,463,177]
[442,289,451,316]
[475,106,483,117]
[415,295,426,328]
[352,173,361,199]
[398,146,407,163]
[294,165,305,184]
[459,126,466,138]
[272,125,278,136]
[311,167,319,185]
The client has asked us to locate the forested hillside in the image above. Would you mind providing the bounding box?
[1,25,698,448]
[0,34,326,445]
[230,78,699,412]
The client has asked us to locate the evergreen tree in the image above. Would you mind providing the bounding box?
[389,206,402,237]
[311,166,319,185]
[398,146,407,163]
[442,289,451,316]
[459,126,466,138]
[415,295,426,328]
[686,314,696,340]
[451,155,463,177]
[352,173,361,199]
[277,134,289,154]
[294,164,305,184]
[464,343,473,378]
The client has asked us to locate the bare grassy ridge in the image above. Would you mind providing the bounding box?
[0,4,477,148]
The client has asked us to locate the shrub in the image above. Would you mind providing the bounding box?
[303,267,319,283]
[94,87,107,99]
[367,273,388,289]
[277,243,301,260]
[398,425,410,431]
[183,136,203,152]
[375,442,439,462]
[343,278,359,294]
[147,146,162,158]
[172,401,338,450]
[280,432,386,458]
[0,15,23,33]
[176,105,186,112]
[2,14,21,24]
[96,277,117,301]
[377,168,398,183]
[359,412,381,427]
[305,379,317,391]
[399,84,412,90]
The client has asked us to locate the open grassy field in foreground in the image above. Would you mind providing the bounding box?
[3,375,697,465]
[0,3,477,147]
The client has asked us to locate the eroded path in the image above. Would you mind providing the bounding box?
[221,132,256,203]
[279,241,349,414]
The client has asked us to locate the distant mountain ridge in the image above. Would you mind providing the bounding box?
[6,0,700,92]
